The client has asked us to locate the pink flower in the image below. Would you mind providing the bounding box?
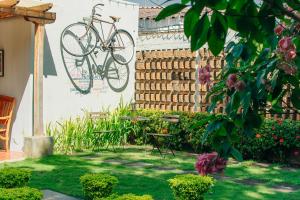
[294,150,299,156]
[279,138,284,144]
[195,152,227,175]
[226,74,237,89]
[278,37,293,52]
[198,64,211,85]
[278,63,297,75]
[234,80,246,91]
[274,25,284,35]
[273,135,278,140]
[286,49,297,60]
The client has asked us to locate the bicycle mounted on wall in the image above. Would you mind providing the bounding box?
[60,4,134,93]
[61,3,135,65]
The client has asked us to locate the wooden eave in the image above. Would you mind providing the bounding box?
[0,0,56,24]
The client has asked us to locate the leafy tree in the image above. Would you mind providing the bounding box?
[156,0,300,161]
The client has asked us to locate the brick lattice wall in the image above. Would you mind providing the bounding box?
[135,49,299,120]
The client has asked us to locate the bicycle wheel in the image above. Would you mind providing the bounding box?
[61,43,93,94]
[61,22,98,57]
[110,29,135,65]
[106,55,129,92]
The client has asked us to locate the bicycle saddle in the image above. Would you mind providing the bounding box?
[109,16,121,22]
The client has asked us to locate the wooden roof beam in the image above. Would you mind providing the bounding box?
[0,0,19,8]
[0,7,55,21]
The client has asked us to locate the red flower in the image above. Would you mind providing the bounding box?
[234,80,246,92]
[274,25,284,35]
[296,136,300,139]
[279,138,284,144]
[293,150,299,156]
[198,64,211,85]
[226,74,237,89]
[273,135,278,140]
[195,152,227,175]
[256,134,261,138]
[277,119,283,125]
[286,49,297,60]
[278,37,293,51]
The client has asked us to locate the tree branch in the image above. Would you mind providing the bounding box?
[263,0,300,22]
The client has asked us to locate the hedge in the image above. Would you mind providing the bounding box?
[80,173,118,199]
[103,193,153,200]
[168,174,214,200]
[0,187,43,200]
[0,168,31,188]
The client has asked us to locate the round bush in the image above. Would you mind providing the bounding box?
[80,173,118,199]
[168,174,214,200]
[103,193,153,200]
[0,168,31,188]
[0,187,43,200]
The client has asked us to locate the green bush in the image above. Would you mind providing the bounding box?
[0,187,43,200]
[0,168,31,188]
[103,193,153,200]
[48,105,300,163]
[80,173,118,199]
[237,119,300,162]
[168,174,214,200]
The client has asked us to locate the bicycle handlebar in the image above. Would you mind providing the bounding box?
[92,3,104,15]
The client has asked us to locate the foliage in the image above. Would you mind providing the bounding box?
[238,119,300,162]
[168,174,215,200]
[0,168,31,188]
[47,102,134,154]
[80,173,118,199]
[156,0,300,159]
[0,187,43,200]
[103,193,153,200]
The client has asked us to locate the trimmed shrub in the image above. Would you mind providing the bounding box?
[237,119,300,162]
[0,168,31,188]
[168,174,214,200]
[103,193,153,200]
[80,173,118,199]
[0,187,43,200]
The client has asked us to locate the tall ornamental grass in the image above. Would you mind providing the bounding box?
[46,102,135,154]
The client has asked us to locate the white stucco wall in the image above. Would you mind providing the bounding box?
[0,18,34,151]
[0,0,139,151]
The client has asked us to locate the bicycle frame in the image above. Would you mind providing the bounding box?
[89,16,118,49]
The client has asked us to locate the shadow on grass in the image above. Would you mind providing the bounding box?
[1,148,300,200]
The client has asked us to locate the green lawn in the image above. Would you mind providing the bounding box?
[1,146,300,200]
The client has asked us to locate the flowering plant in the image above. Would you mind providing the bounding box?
[157,0,300,162]
[195,152,227,175]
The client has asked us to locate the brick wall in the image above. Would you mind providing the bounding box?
[135,49,299,120]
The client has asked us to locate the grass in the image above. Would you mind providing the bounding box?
[1,146,300,200]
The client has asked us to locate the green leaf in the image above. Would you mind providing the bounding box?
[241,91,251,118]
[155,4,187,21]
[181,0,190,4]
[208,12,228,55]
[232,44,243,58]
[207,0,228,10]
[229,0,247,11]
[270,69,279,89]
[191,14,210,51]
[230,147,243,162]
[291,88,300,110]
[184,7,200,38]
[293,37,300,50]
